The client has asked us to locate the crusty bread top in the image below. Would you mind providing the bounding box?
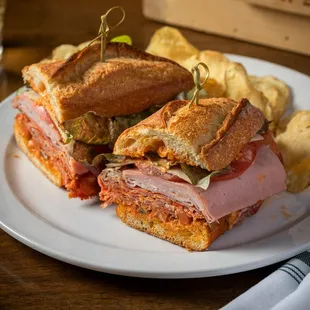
[113,98,265,171]
[22,43,194,124]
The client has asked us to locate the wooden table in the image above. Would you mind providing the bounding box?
[1,1,310,309]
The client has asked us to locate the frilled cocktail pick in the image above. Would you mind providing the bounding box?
[189,62,210,108]
[88,6,126,62]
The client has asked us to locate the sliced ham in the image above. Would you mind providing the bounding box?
[98,166,262,226]
[17,113,97,199]
[17,111,89,177]
[122,146,287,222]
[98,168,206,224]
[199,146,286,220]
[68,157,89,175]
[14,91,62,143]
[14,92,91,177]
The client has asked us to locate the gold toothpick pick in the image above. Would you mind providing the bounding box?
[188,62,210,108]
[88,6,125,62]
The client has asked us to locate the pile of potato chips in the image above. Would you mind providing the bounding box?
[48,26,310,193]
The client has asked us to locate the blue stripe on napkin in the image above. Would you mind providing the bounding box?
[295,251,310,267]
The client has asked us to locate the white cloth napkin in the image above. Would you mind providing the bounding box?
[221,251,310,310]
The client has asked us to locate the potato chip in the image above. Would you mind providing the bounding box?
[51,41,98,61]
[249,76,289,127]
[180,54,200,71]
[198,50,230,97]
[275,111,310,192]
[285,160,310,193]
[146,26,200,65]
[276,113,294,136]
[51,44,79,60]
[225,62,270,115]
[77,40,93,50]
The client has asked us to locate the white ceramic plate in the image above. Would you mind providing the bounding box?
[1,55,310,279]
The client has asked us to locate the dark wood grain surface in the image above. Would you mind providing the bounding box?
[1,1,310,309]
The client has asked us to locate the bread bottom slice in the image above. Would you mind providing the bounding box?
[14,118,63,187]
[116,203,240,251]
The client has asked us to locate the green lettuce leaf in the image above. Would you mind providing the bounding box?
[102,153,127,163]
[114,106,161,129]
[68,141,96,164]
[64,140,103,163]
[65,142,111,174]
[168,165,229,190]
[180,164,210,184]
[110,35,132,45]
[168,168,215,190]
[105,159,138,168]
[111,116,140,144]
[111,106,163,144]
[91,154,109,168]
[63,112,113,145]
[167,168,192,183]
[196,171,221,190]
[64,105,163,146]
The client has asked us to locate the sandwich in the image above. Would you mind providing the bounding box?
[13,42,194,199]
[98,98,287,251]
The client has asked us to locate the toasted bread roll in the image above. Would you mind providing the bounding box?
[22,42,194,124]
[116,203,239,251]
[113,98,265,171]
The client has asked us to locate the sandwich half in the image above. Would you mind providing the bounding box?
[98,98,287,250]
[13,42,193,199]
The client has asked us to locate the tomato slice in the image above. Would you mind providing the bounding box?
[212,130,282,182]
[212,143,257,182]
